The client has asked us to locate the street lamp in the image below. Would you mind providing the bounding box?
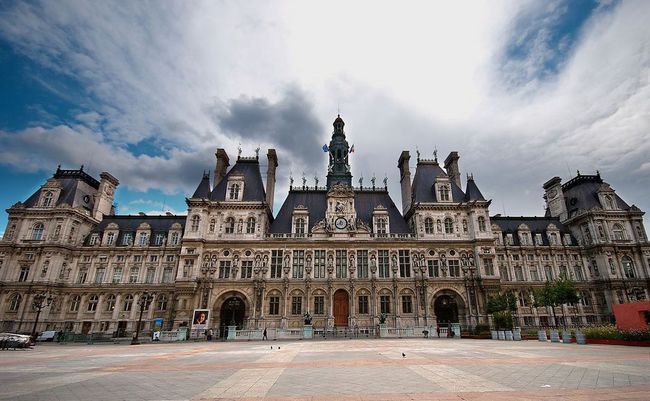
[31,292,54,342]
[131,291,154,345]
[462,253,480,327]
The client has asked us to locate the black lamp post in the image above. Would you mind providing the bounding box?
[31,292,54,342]
[131,291,154,345]
[462,254,480,327]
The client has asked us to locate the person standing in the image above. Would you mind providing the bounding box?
[206,328,213,342]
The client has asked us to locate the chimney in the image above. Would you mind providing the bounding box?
[266,149,278,210]
[543,176,567,221]
[93,172,119,221]
[444,151,461,188]
[214,148,230,189]
[397,151,412,215]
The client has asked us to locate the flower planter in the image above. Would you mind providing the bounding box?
[497,330,505,340]
[513,327,522,341]
[586,338,650,347]
[561,330,572,344]
[537,330,547,341]
[491,330,498,340]
[550,329,560,343]
[505,330,513,341]
[575,331,586,345]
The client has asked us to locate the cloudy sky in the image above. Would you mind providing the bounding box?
[1,0,649,233]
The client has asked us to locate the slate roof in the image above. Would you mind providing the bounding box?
[88,215,186,246]
[411,161,466,203]
[560,174,630,217]
[208,158,266,202]
[23,168,100,212]
[269,189,410,234]
[191,172,212,199]
[490,216,577,246]
[464,177,486,201]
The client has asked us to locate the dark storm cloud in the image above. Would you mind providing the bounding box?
[215,87,325,169]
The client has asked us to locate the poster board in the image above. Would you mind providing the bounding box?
[191,309,210,330]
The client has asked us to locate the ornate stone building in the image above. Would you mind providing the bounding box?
[1,115,648,336]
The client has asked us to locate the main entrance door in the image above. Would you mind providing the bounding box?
[434,295,459,324]
[333,289,349,327]
[219,296,245,338]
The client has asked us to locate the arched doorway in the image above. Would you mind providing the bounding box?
[333,289,349,327]
[219,296,245,338]
[434,294,459,325]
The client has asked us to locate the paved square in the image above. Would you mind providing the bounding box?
[1,339,649,400]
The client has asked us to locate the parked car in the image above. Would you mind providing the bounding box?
[0,333,32,349]
[36,330,57,342]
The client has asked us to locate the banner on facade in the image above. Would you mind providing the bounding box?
[191,309,210,330]
[152,318,163,341]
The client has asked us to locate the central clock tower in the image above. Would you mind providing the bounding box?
[326,184,357,232]
[326,115,353,188]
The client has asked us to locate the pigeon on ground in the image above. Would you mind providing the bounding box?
[402,353,406,358]
[278,346,281,350]
[271,346,273,349]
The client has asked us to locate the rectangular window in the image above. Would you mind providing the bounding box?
[121,233,132,246]
[314,250,326,278]
[357,250,369,278]
[166,255,175,262]
[145,268,156,283]
[133,255,143,263]
[154,234,164,246]
[428,260,439,277]
[378,250,390,278]
[77,269,88,284]
[448,259,460,277]
[515,266,524,281]
[19,267,30,282]
[129,267,139,283]
[162,267,174,283]
[94,268,105,284]
[291,296,302,315]
[483,258,494,275]
[314,295,325,315]
[292,250,305,279]
[358,295,369,314]
[336,250,347,278]
[402,295,413,314]
[399,250,411,277]
[499,266,509,281]
[241,260,252,279]
[380,295,390,314]
[112,267,123,284]
[183,259,193,278]
[271,250,283,279]
[512,255,519,261]
[116,255,125,262]
[529,268,539,281]
[149,255,159,263]
[219,261,231,279]
[269,296,280,315]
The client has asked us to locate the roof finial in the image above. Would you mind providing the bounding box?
[433,147,438,163]
[371,174,376,189]
[383,174,388,188]
[314,175,319,188]
[238,143,242,159]
[255,146,260,159]
[289,173,294,188]
[80,164,84,171]
[577,169,580,176]
[416,146,420,162]
[301,172,306,188]
[359,174,363,188]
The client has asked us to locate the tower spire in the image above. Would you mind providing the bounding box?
[326,114,352,189]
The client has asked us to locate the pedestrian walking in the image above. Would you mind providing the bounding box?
[262,328,268,340]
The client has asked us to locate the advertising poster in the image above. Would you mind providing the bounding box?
[152,318,163,341]
[191,309,210,330]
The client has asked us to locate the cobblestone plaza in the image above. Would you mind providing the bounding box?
[2,339,649,400]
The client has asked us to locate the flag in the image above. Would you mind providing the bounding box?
[322,144,329,152]
[350,144,355,153]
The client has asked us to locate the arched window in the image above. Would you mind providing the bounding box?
[478,216,486,232]
[69,295,81,312]
[32,223,44,240]
[229,183,240,200]
[225,217,235,234]
[87,295,99,312]
[246,217,256,234]
[295,218,306,237]
[621,256,636,278]
[190,215,200,232]
[444,218,453,234]
[209,219,215,232]
[139,232,148,246]
[105,295,116,311]
[612,224,625,241]
[42,191,53,207]
[123,295,133,311]
[157,294,168,311]
[9,294,21,312]
[424,218,434,234]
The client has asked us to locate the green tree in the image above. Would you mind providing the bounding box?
[533,277,580,328]
[486,290,517,329]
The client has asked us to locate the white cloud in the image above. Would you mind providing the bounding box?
[0,0,648,224]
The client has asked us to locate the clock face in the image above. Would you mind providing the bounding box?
[335,217,347,230]
[82,195,90,204]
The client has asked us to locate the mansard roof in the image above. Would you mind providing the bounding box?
[269,188,410,234]
[88,215,186,246]
[23,167,99,211]
[191,172,212,199]
[464,176,486,202]
[561,174,630,216]
[411,161,465,203]
[490,216,577,246]
[209,158,266,202]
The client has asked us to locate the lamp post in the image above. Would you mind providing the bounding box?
[31,292,54,342]
[199,257,218,308]
[414,253,428,326]
[462,253,480,327]
[131,291,154,345]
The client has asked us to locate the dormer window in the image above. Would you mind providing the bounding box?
[42,191,53,207]
[376,218,387,234]
[424,218,434,234]
[226,177,245,201]
[605,195,615,209]
[32,223,44,240]
[439,185,450,201]
[229,183,240,199]
[478,216,486,232]
[122,233,132,245]
[139,232,148,246]
[294,218,306,237]
[89,233,99,246]
[154,234,165,246]
[171,232,180,245]
[106,232,115,245]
